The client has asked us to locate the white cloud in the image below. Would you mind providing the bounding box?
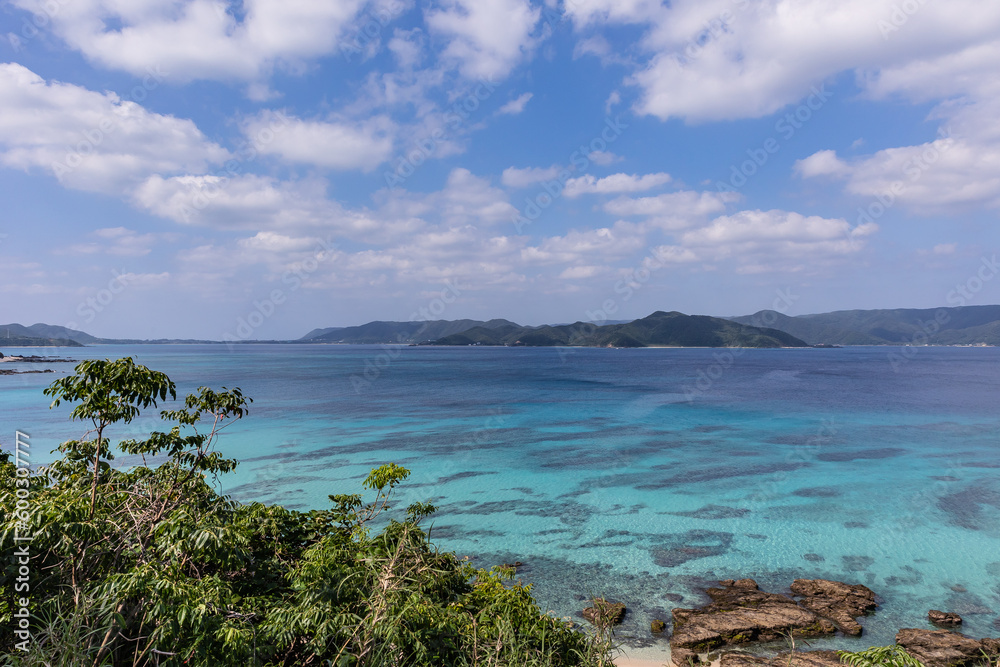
[0,63,228,194]
[435,168,517,226]
[587,150,623,166]
[59,227,171,256]
[667,209,877,273]
[425,0,540,79]
[559,265,605,279]
[561,0,1000,124]
[563,172,671,197]
[244,112,395,172]
[794,150,849,179]
[521,222,645,265]
[9,0,369,83]
[134,174,346,230]
[603,190,737,229]
[933,243,957,256]
[501,165,562,188]
[388,28,425,69]
[498,92,533,115]
[799,39,1000,213]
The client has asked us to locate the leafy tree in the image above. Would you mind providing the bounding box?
[2,358,615,666]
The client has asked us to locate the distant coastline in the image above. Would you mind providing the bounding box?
[7,304,1000,348]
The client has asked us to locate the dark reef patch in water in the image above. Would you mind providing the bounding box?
[691,425,735,433]
[668,504,750,520]
[884,565,923,587]
[842,555,875,571]
[938,482,1000,530]
[649,530,734,567]
[817,448,905,462]
[438,498,593,527]
[803,553,825,562]
[633,462,811,490]
[792,486,842,498]
[844,521,869,529]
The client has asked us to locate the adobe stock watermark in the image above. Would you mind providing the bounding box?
[62,268,131,330]
[383,77,500,189]
[878,0,932,39]
[679,0,753,62]
[717,86,833,194]
[340,0,408,62]
[223,237,337,349]
[682,288,801,402]
[12,430,34,652]
[177,111,291,223]
[749,418,838,503]
[50,66,169,181]
[350,279,464,393]
[853,129,954,235]
[5,0,71,53]
[888,254,999,371]
[511,116,630,233]
[553,245,687,364]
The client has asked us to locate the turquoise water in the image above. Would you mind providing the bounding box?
[3,345,999,659]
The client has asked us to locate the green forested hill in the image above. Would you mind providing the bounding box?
[431,311,809,348]
[302,318,521,344]
[730,305,1000,345]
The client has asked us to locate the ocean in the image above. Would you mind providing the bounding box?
[3,344,999,660]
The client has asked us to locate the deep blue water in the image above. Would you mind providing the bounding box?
[3,344,1000,660]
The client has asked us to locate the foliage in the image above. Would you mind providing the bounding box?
[838,645,924,667]
[1,357,616,666]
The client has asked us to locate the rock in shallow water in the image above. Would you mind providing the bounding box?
[720,650,842,667]
[790,578,877,637]
[669,578,879,666]
[928,609,963,627]
[669,579,837,666]
[582,598,626,628]
[896,628,1000,667]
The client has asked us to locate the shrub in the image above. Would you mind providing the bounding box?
[2,358,615,666]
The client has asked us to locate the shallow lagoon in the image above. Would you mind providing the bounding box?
[3,344,999,660]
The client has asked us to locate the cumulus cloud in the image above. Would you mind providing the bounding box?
[0,63,228,194]
[798,39,1000,213]
[664,209,877,273]
[603,190,738,229]
[9,0,369,83]
[563,172,671,197]
[501,165,562,188]
[244,112,395,172]
[425,0,540,79]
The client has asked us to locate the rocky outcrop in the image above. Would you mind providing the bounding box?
[582,598,626,628]
[669,579,837,666]
[720,650,842,667]
[896,628,1000,667]
[928,610,963,627]
[790,579,877,636]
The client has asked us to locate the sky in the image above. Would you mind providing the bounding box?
[1,0,999,340]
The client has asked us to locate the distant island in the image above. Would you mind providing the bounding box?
[6,304,1000,348]
[421,311,808,348]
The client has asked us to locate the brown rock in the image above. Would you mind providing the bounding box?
[652,619,667,633]
[896,628,999,667]
[929,610,963,627]
[720,650,842,667]
[790,578,877,636]
[669,580,837,667]
[582,598,626,628]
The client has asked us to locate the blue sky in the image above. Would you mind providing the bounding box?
[1,0,999,339]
